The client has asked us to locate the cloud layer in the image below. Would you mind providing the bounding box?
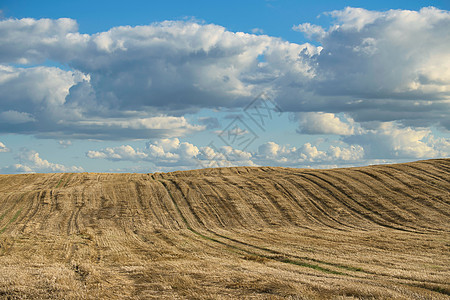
[0,7,448,174]
[291,7,450,128]
[84,138,368,171]
[86,119,449,172]
[1,7,447,141]
[0,18,317,139]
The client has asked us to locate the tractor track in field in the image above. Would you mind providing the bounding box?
[0,158,449,299]
[156,175,450,296]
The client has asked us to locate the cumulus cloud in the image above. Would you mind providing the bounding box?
[87,145,147,161]
[292,23,326,40]
[297,112,355,135]
[86,138,256,170]
[327,7,383,31]
[0,149,83,173]
[0,141,9,152]
[0,18,320,139]
[86,138,368,171]
[0,18,317,103]
[0,7,448,161]
[0,18,81,64]
[426,136,450,155]
[256,141,364,165]
[86,121,450,171]
[290,7,450,129]
[344,122,449,159]
[17,149,84,172]
[87,138,201,168]
[145,138,200,165]
[0,164,34,174]
[0,64,204,139]
[327,144,365,161]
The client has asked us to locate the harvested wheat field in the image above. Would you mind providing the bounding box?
[0,159,449,299]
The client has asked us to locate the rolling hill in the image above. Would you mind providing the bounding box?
[0,159,449,299]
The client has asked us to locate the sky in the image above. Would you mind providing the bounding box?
[0,0,449,174]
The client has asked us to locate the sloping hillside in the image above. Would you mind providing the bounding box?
[0,159,449,299]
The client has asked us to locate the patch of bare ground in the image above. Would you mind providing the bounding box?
[0,159,449,299]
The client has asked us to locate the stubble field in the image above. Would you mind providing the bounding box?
[0,159,449,299]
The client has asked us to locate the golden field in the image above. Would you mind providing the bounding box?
[0,159,449,299]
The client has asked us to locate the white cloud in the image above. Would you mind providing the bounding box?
[0,18,81,64]
[292,23,326,40]
[87,145,147,161]
[87,138,203,168]
[426,136,450,156]
[86,138,369,171]
[153,138,181,152]
[289,6,450,129]
[0,164,34,174]
[327,145,365,161]
[0,64,86,109]
[0,7,448,149]
[0,64,204,140]
[326,7,383,31]
[17,149,84,172]
[222,146,254,162]
[0,18,319,140]
[0,149,84,173]
[0,141,9,152]
[258,141,281,158]
[256,141,364,165]
[297,112,355,135]
[300,143,327,161]
[86,123,449,171]
[146,138,200,163]
[344,122,449,159]
[86,138,255,170]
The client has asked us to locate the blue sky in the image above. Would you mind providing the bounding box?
[3,1,449,39]
[0,0,449,173]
